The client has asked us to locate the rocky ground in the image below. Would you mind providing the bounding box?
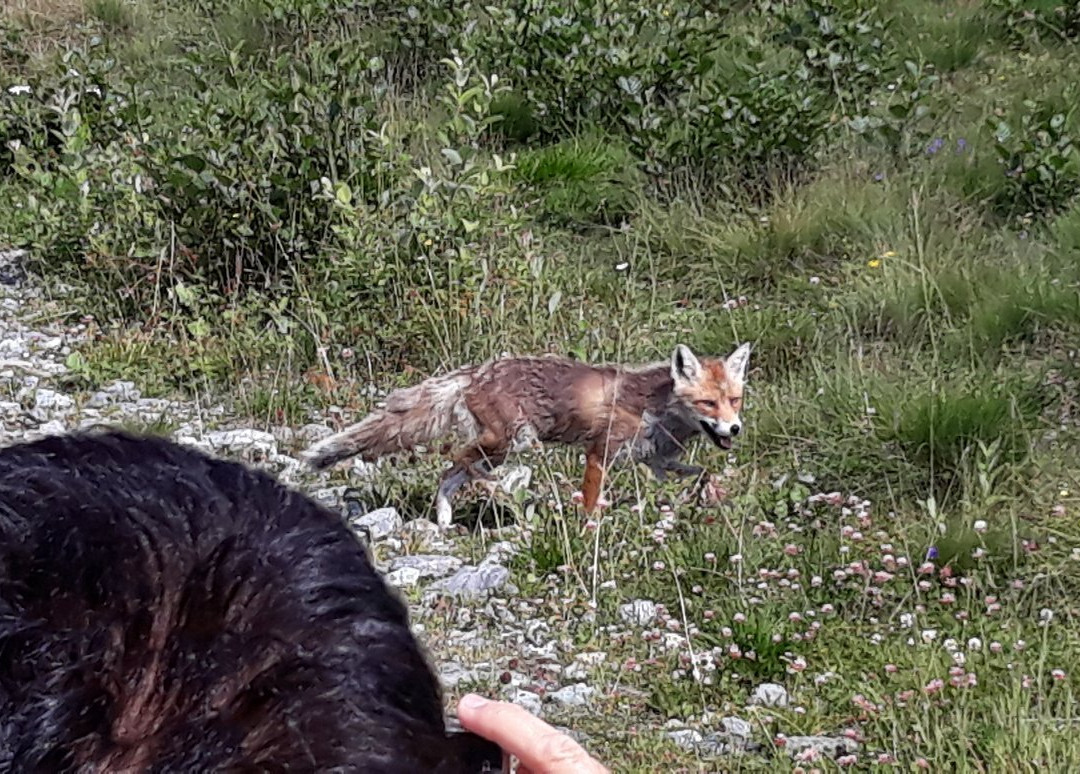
[0,248,867,770]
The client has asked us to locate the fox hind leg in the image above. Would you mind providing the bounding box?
[434,430,510,528]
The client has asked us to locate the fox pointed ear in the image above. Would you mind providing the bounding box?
[671,344,703,385]
[726,342,752,383]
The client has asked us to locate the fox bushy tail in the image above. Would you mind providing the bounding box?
[303,369,479,470]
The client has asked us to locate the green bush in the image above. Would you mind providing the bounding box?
[989,0,1080,49]
[987,96,1080,218]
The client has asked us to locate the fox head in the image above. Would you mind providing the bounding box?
[670,342,751,450]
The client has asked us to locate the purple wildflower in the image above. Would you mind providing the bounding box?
[926,138,945,156]
[926,546,939,561]
[956,138,968,154]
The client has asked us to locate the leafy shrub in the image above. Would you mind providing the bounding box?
[314,55,534,369]
[137,41,389,289]
[989,0,1080,48]
[988,96,1080,217]
[772,0,893,103]
[356,1,838,181]
[1,22,395,300]
[1,40,164,285]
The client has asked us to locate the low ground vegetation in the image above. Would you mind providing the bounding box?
[2,0,1079,769]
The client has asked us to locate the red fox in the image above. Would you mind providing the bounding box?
[304,343,751,527]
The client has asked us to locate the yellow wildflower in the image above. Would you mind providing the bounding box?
[867,259,881,268]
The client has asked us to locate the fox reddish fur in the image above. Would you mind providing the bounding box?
[304,343,751,527]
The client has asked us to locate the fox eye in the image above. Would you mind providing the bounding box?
[730,398,742,410]
[697,400,717,409]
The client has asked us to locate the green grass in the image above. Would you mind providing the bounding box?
[513,133,644,226]
[3,0,1080,769]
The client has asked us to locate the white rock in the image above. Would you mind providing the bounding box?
[385,567,423,588]
[619,599,658,627]
[721,716,752,738]
[34,388,74,413]
[784,735,858,760]
[749,682,790,708]
[351,507,403,541]
[547,683,595,707]
[496,463,532,495]
[508,689,543,716]
[666,729,703,749]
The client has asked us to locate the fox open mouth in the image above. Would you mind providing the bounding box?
[700,421,733,450]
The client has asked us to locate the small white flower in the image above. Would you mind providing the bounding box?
[973,519,988,533]
[7,85,32,96]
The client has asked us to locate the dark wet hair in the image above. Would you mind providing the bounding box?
[0,430,488,772]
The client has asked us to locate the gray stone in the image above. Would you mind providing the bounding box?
[483,540,519,565]
[562,661,588,681]
[86,380,141,407]
[385,567,422,588]
[298,423,334,443]
[696,734,738,757]
[270,425,295,446]
[389,554,463,580]
[438,662,477,689]
[547,683,595,707]
[749,682,790,708]
[401,518,442,538]
[507,690,543,716]
[310,486,346,509]
[524,619,551,647]
[720,716,752,739]
[784,735,858,760]
[427,563,510,598]
[34,388,74,413]
[619,599,658,627]
[496,463,532,495]
[203,429,277,457]
[575,651,607,666]
[666,729,703,750]
[36,419,67,437]
[351,507,403,541]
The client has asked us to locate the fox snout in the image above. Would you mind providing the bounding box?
[699,417,740,450]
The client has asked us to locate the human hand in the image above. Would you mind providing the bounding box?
[456,694,610,774]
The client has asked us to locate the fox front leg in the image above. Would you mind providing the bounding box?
[435,467,469,529]
[581,448,606,513]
